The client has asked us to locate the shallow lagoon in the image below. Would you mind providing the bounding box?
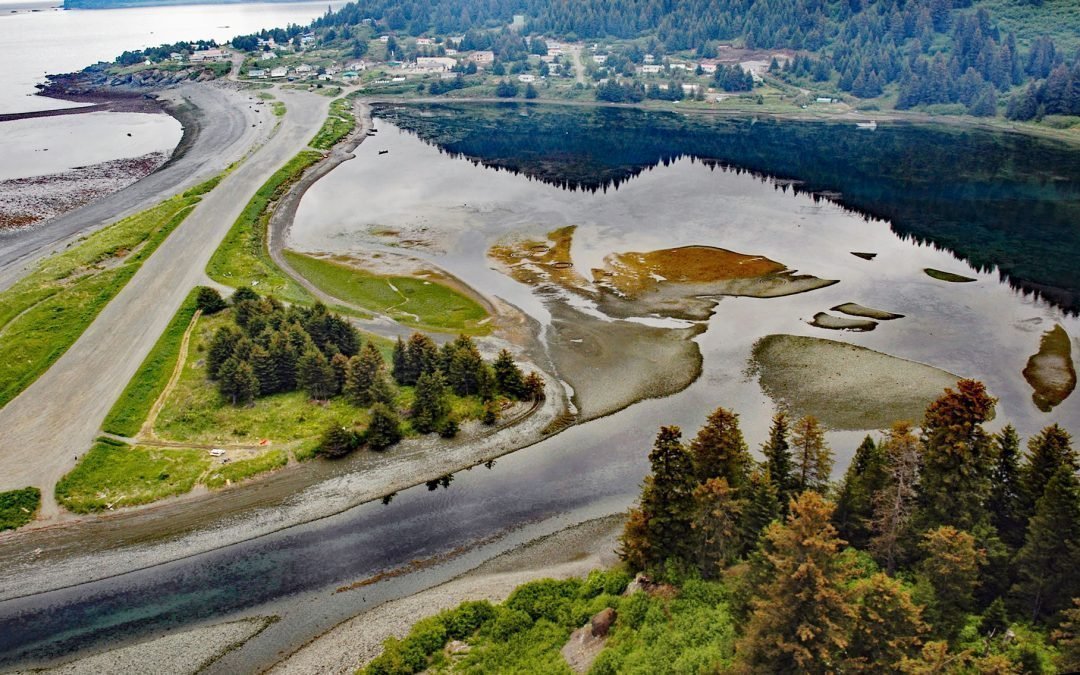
[292,103,1080,456]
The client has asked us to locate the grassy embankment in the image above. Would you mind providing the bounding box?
[0,487,41,531]
[0,175,224,410]
[206,151,322,303]
[56,438,209,513]
[283,251,490,334]
[210,96,490,332]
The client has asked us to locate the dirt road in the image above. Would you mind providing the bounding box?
[0,88,330,516]
[0,83,271,292]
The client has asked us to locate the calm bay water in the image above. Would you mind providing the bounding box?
[1,105,1078,669]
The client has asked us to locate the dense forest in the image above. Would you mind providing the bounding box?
[366,382,1080,673]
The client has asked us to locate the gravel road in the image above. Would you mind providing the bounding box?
[0,87,330,516]
[0,83,270,292]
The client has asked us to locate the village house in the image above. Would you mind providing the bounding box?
[592,54,607,64]
[468,50,495,66]
[345,61,368,71]
[260,51,276,61]
[270,66,288,78]
[299,33,316,48]
[317,73,332,81]
[190,48,228,63]
[517,74,536,83]
[698,59,719,74]
[295,64,314,75]
[445,48,458,56]
[540,55,556,64]
[416,37,434,46]
[639,64,662,74]
[342,71,360,82]
[415,56,456,72]
[378,35,390,43]
[643,53,655,63]
[546,47,563,57]
[169,52,184,62]
[247,68,267,78]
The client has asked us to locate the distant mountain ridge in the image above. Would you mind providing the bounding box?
[64,0,297,9]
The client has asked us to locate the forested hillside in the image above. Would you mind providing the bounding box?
[308,0,1080,118]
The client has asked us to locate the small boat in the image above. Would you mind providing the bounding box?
[378,149,389,155]
[855,121,878,130]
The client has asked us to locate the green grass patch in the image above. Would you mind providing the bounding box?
[101,288,201,437]
[206,151,322,303]
[256,91,275,101]
[0,487,41,531]
[272,101,286,117]
[203,449,288,489]
[283,251,490,334]
[924,267,976,283]
[56,439,209,513]
[0,173,224,409]
[309,97,356,150]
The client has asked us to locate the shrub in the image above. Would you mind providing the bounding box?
[195,286,227,315]
[438,417,459,439]
[0,487,41,531]
[317,422,359,458]
[505,578,581,623]
[489,607,534,641]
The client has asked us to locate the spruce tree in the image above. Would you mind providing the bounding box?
[330,353,349,395]
[689,406,751,489]
[249,344,278,396]
[762,411,795,512]
[620,426,698,572]
[267,331,298,392]
[792,415,833,494]
[218,356,258,406]
[988,425,1025,550]
[297,347,336,400]
[493,349,527,399]
[195,286,227,315]
[391,336,408,385]
[915,526,985,641]
[523,371,545,401]
[738,492,854,673]
[917,379,997,532]
[404,333,439,385]
[365,403,403,450]
[834,434,887,550]
[369,370,397,408]
[1011,466,1080,623]
[344,343,385,407]
[317,422,357,458]
[740,466,781,554]
[447,335,485,397]
[845,573,928,672]
[412,369,450,434]
[1020,424,1077,523]
[207,325,242,380]
[692,477,745,576]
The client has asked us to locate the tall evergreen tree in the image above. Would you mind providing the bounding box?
[688,406,751,489]
[834,435,887,550]
[365,403,403,450]
[692,477,745,576]
[412,369,450,434]
[1020,424,1077,523]
[740,466,781,554]
[207,325,242,380]
[1011,466,1080,623]
[762,411,795,512]
[738,492,854,673]
[620,426,697,571]
[845,572,928,673]
[218,356,258,406]
[391,336,408,384]
[344,343,386,407]
[493,349,527,399]
[792,415,833,494]
[915,526,985,641]
[447,335,485,397]
[988,425,1025,550]
[297,347,336,400]
[917,379,997,532]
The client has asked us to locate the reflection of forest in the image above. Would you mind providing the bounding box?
[374,102,1080,314]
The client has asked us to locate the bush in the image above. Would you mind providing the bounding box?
[317,422,359,458]
[489,607,534,640]
[505,578,581,623]
[195,286,227,315]
[445,601,496,639]
[365,403,403,450]
[438,417,459,438]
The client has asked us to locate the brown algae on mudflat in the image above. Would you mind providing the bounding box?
[1022,324,1076,412]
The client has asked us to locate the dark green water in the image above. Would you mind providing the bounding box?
[374,102,1080,313]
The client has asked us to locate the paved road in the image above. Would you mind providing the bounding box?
[0,84,270,292]
[0,88,330,516]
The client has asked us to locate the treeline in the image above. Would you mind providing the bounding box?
[622,379,1079,671]
[194,288,542,455]
[114,39,219,66]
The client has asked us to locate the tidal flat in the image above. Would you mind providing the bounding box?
[291,103,1080,451]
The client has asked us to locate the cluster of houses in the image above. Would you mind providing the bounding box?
[167,47,230,64]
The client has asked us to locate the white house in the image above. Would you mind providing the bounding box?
[295,64,314,74]
[169,52,184,62]
[592,54,607,64]
[270,66,288,78]
[517,73,536,83]
[378,35,390,42]
[248,68,267,78]
[190,48,228,63]
[260,51,276,61]
[698,59,719,74]
[639,64,662,74]
[468,50,495,65]
[643,53,655,63]
[416,37,434,46]
[415,56,456,72]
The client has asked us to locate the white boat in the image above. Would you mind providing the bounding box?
[856,120,878,130]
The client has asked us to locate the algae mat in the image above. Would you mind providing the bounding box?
[750,334,961,430]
